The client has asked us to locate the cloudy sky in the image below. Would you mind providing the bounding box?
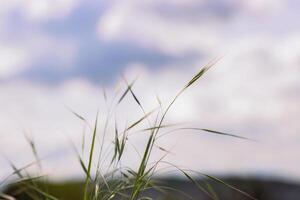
[0,0,300,181]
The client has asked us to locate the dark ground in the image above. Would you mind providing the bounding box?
[3,177,300,200]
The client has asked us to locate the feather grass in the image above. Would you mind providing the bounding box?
[1,60,258,200]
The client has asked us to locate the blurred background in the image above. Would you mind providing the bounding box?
[0,0,300,198]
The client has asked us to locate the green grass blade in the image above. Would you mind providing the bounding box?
[200,173,258,200]
[28,185,59,200]
[179,170,215,200]
[184,58,220,89]
[178,128,255,141]
[24,133,41,170]
[118,78,138,105]
[127,109,156,131]
[65,106,88,123]
[83,111,99,200]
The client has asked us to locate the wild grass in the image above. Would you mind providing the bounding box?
[1,59,257,200]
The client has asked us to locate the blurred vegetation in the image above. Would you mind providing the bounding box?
[4,178,300,200]
[4,181,84,200]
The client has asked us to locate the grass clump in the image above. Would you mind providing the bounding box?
[1,59,257,200]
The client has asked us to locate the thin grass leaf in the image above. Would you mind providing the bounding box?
[12,175,46,185]
[65,106,88,123]
[150,185,195,200]
[24,133,41,169]
[179,128,254,141]
[156,145,172,154]
[9,163,24,178]
[81,125,87,156]
[157,161,218,200]
[102,87,108,103]
[111,121,120,164]
[184,58,220,89]
[121,76,143,108]
[27,185,59,200]
[6,160,50,200]
[0,160,39,186]
[200,173,258,200]
[126,109,156,131]
[96,171,112,194]
[79,157,91,180]
[141,124,179,132]
[66,133,91,180]
[130,113,160,200]
[178,170,215,200]
[118,129,128,161]
[129,86,141,107]
[118,78,137,104]
[156,95,162,107]
[83,111,99,200]
[147,58,221,164]
[127,169,138,177]
[206,182,219,200]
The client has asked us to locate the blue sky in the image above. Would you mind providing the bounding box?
[1,0,300,180]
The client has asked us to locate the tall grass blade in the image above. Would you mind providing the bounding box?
[83,111,99,200]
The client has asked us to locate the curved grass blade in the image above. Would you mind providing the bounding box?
[83,111,99,200]
[201,173,258,200]
[141,123,179,132]
[178,170,216,200]
[127,109,156,131]
[178,128,255,141]
[156,127,255,141]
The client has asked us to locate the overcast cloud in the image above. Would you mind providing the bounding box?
[0,0,300,181]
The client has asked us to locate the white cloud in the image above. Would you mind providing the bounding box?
[0,46,30,79]
[97,0,293,56]
[0,0,79,80]
[1,30,300,180]
[0,35,77,80]
[241,0,286,13]
[97,1,222,56]
[0,0,80,22]
[0,0,300,182]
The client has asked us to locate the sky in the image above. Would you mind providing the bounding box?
[0,0,300,181]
